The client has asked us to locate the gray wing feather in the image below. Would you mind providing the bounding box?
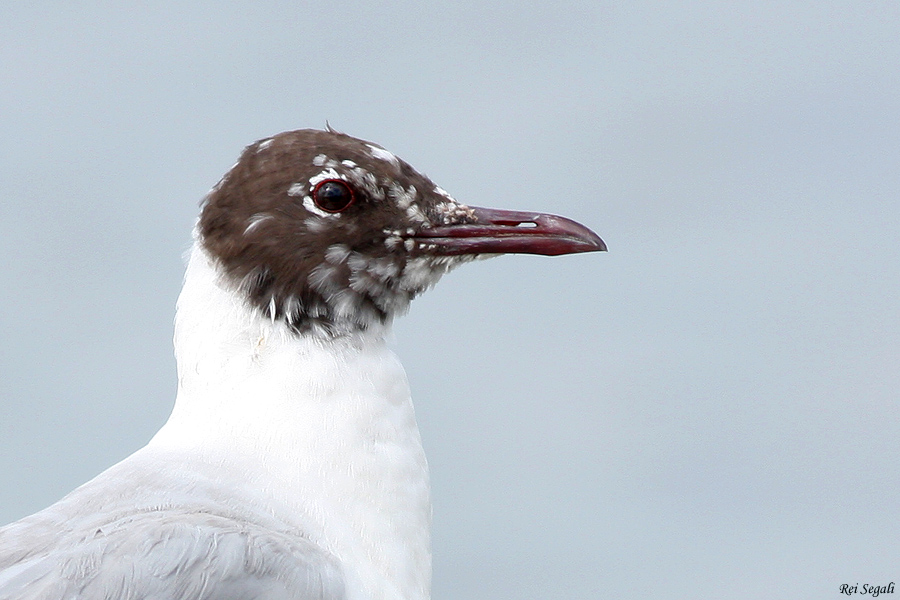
[0,509,345,600]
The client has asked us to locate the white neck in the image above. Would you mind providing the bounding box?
[149,243,431,600]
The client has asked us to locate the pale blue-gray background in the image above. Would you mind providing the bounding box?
[1,2,898,599]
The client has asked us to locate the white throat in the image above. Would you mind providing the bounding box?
[149,243,432,600]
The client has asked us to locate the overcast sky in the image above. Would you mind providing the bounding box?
[1,2,898,599]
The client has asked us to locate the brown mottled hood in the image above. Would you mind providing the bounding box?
[199,128,605,336]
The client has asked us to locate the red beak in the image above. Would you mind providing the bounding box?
[413,207,607,256]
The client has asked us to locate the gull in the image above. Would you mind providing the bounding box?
[0,129,605,600]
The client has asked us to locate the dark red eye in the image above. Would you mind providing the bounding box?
[312,179,355,213]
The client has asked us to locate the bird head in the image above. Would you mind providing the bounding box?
[199,129,606,336]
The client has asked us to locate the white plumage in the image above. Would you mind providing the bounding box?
[0,244,431,600]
